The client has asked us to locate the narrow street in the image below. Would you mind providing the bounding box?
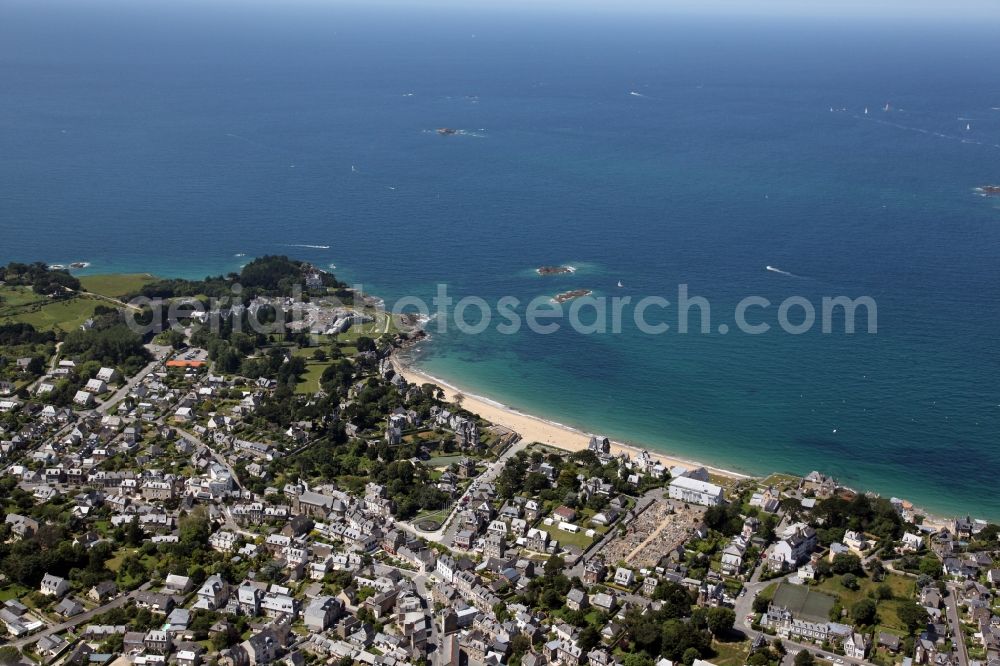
[8,583,153,649]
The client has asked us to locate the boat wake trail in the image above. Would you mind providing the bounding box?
[765,265,802,278]
[862,116,1000,151]
[284,244,331,250]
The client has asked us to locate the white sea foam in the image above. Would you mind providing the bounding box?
[284,244,331,250]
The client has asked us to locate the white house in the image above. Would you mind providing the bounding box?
[97,367,119,383]
[614,567,635,587]
[767,523,817,571]
[901,532,924,552]
[668,476,724,506]
[84,378,108,394]
[40,573,70,597]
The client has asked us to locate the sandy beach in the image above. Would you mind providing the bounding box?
[392,355,748,483]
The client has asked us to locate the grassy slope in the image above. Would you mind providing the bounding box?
[79,273,157,299]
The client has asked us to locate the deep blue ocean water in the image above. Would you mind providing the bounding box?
[3,1,1000,518]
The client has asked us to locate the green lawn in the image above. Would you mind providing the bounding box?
[425,455,467,468]
[813,572,915,609]
[79,273,157,299]
[876,599,910,635]
[295,360,333,394]
[415,507,452,524]
[538,521,595,550]
[710,638,751,666]
[1,294,100,331]
[0,285,48,309]
[0,583,29,602]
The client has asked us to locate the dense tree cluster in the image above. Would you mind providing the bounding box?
[811,494,904,543]
[129,255,343,300]
[61,311,150,373]
[0,322,56,347]
[0,261,80,295]
[621,583,715,663]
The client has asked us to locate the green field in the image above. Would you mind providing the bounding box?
[814,573,915,609]
[772,582,837,623]
[425,455,467,468]
[79,273,157,299]
[0,285,48,309]
[538,520,595,550]
[0,293,101,331]
[710,639,751,666]
[812,573,916,634]
[295,360,333,394]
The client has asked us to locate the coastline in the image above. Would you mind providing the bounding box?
[391,354,749,483]
[392,351,957,531]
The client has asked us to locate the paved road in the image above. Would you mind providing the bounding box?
[176,426,244,491]
[400,437,530,546]
[9,582,153,649]
[96,345,171,415]
[944,583,969,666]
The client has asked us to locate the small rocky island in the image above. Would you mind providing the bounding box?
[553,288,592,303]
[536,265,575,275]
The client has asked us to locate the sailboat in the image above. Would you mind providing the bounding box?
[617,280,624,288]
[864,107,869,115]
[966,123,971,131]
[883,102,890,112]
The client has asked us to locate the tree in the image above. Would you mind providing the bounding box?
[579,626,601,652]
[875,583,894,600]
[897,600,930,635]
[0,646,23,665]
[832,553,863,575]
[841,573,859,590]
[179,506,211,550]
[870,559,886,581]
[919,556,941,579]
[794,650,816,666]
[493,603,510,623]
[772,639,787,656]
[682,648,700,666]
[510,634,532,660]
[126,515,144,546]
[752,595,770,614]
[851,599,877,626]
[544,555,565,577]
[706,607,735,636]
[622,655,654,666]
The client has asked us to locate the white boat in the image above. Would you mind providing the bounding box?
[617,280,624,288]
[966,123,971,131]
[864,107,869,115]
[883,102,890,112]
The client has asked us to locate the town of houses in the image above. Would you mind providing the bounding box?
[2,270,1000,666]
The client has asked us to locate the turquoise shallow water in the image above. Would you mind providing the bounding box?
[3,1,1000,519]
